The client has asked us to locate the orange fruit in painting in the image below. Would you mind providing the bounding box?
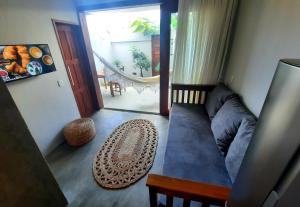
[42,55,53,65]
[29,47,42,58]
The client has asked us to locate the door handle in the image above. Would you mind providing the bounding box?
[67,65,75,86]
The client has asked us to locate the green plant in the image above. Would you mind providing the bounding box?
[154,63,160,72]
[130,18,159,36]
[171,14,178,30]
[113,60,121,68]
[131,46,151,77]
[113,59,125,71]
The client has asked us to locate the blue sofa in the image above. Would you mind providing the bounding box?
[163,104,232,187]
[154,83,257,207]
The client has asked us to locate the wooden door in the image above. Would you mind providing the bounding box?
[151,34,160,76]
[56,23,95,117]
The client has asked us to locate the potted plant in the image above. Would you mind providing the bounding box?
[130,18,160,77]
[131,46,150,77]
[113,59,125,71]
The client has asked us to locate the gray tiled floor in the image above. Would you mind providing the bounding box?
[47,109,169,207]
[101,86,160,113]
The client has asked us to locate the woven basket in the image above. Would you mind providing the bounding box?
[63,118,96,146]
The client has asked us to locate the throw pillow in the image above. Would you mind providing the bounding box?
[211,97,252,156]
[205,83,236,120]
[225,117,256,182]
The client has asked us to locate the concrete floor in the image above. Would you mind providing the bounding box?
[100,86,160,113]
[47,109,169,207]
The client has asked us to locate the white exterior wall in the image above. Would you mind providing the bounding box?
[85,5,160,77]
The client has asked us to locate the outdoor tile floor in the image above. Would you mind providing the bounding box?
[100,85,160,113]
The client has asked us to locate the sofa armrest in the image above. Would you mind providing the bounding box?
[171,84,215,106]
[146,174,231,207]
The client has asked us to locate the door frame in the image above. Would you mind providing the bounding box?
[76,15,104,110]
[52,19,104,116]
[76,0,178,116]
[160,0,178,115]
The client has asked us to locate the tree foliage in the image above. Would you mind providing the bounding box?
[131,46,150,77]
[171,14,178,30]
[113,59,124,71]
[130,18,159,36]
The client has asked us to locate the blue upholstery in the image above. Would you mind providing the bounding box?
[163,104,232,186]
[205,83,236,120]
[225,117,256,182]
[160,104,232,207]
[211,97,251,156]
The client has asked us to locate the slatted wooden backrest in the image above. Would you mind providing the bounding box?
[171,84,215,106]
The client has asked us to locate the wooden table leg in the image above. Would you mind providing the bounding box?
[103,77,107,89]
[149,187,157,207]
[109,82,114,97]
[118,83,122,95]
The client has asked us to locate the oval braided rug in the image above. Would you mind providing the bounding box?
[93,119,158,189]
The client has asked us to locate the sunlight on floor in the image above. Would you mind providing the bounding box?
[100,86,159,113]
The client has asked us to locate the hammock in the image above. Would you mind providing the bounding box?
[93,51,160,93]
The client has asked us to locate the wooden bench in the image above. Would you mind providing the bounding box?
[147,84,231,207]
[170,84,215,105]
[147,174,230,207]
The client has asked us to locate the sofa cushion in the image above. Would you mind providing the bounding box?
[226,117,256,182]
[160,104,232,207]
[211,97,251,156]
[205,83,236,120]
[163,104,232,187]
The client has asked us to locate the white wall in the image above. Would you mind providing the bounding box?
[86,6,160,77]
[224,0,300,117]
[111,40,152,77]
[86,15,113,72]
[0,0,80,155]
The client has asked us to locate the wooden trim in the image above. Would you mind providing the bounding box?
[171,84,215,91]
[146,174,231,207]
[164,0,178,13]
[76,0,179,114]
[183,199,191,207]
[159,0,178,116]
[78,13,104,109]
[104,108,159,115]
[52,19,82,115]
[77,0,162,12]
[171,84,215,105]
[52,19,78,26]
[52,19,103,114]
[159,4,171,116]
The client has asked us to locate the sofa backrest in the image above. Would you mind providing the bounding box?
[206,83,257,183]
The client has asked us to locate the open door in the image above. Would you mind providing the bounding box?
[77,0,178,116]
[53,20,98,117]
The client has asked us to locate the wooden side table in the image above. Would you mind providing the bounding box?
[109,81,122,97]
[97,71,107,89]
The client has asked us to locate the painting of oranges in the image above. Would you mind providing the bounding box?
[0,44,56,83]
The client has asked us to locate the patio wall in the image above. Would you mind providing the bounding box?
[111,39,152,77]
[90,33,153,77]
[86,6,159,78]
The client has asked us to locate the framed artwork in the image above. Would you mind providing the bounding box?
[0,44,56,83]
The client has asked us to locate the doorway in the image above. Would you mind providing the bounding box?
[53,20,96,117]
[83,5,161,113]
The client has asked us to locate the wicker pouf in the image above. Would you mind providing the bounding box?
[63,118,96,146]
